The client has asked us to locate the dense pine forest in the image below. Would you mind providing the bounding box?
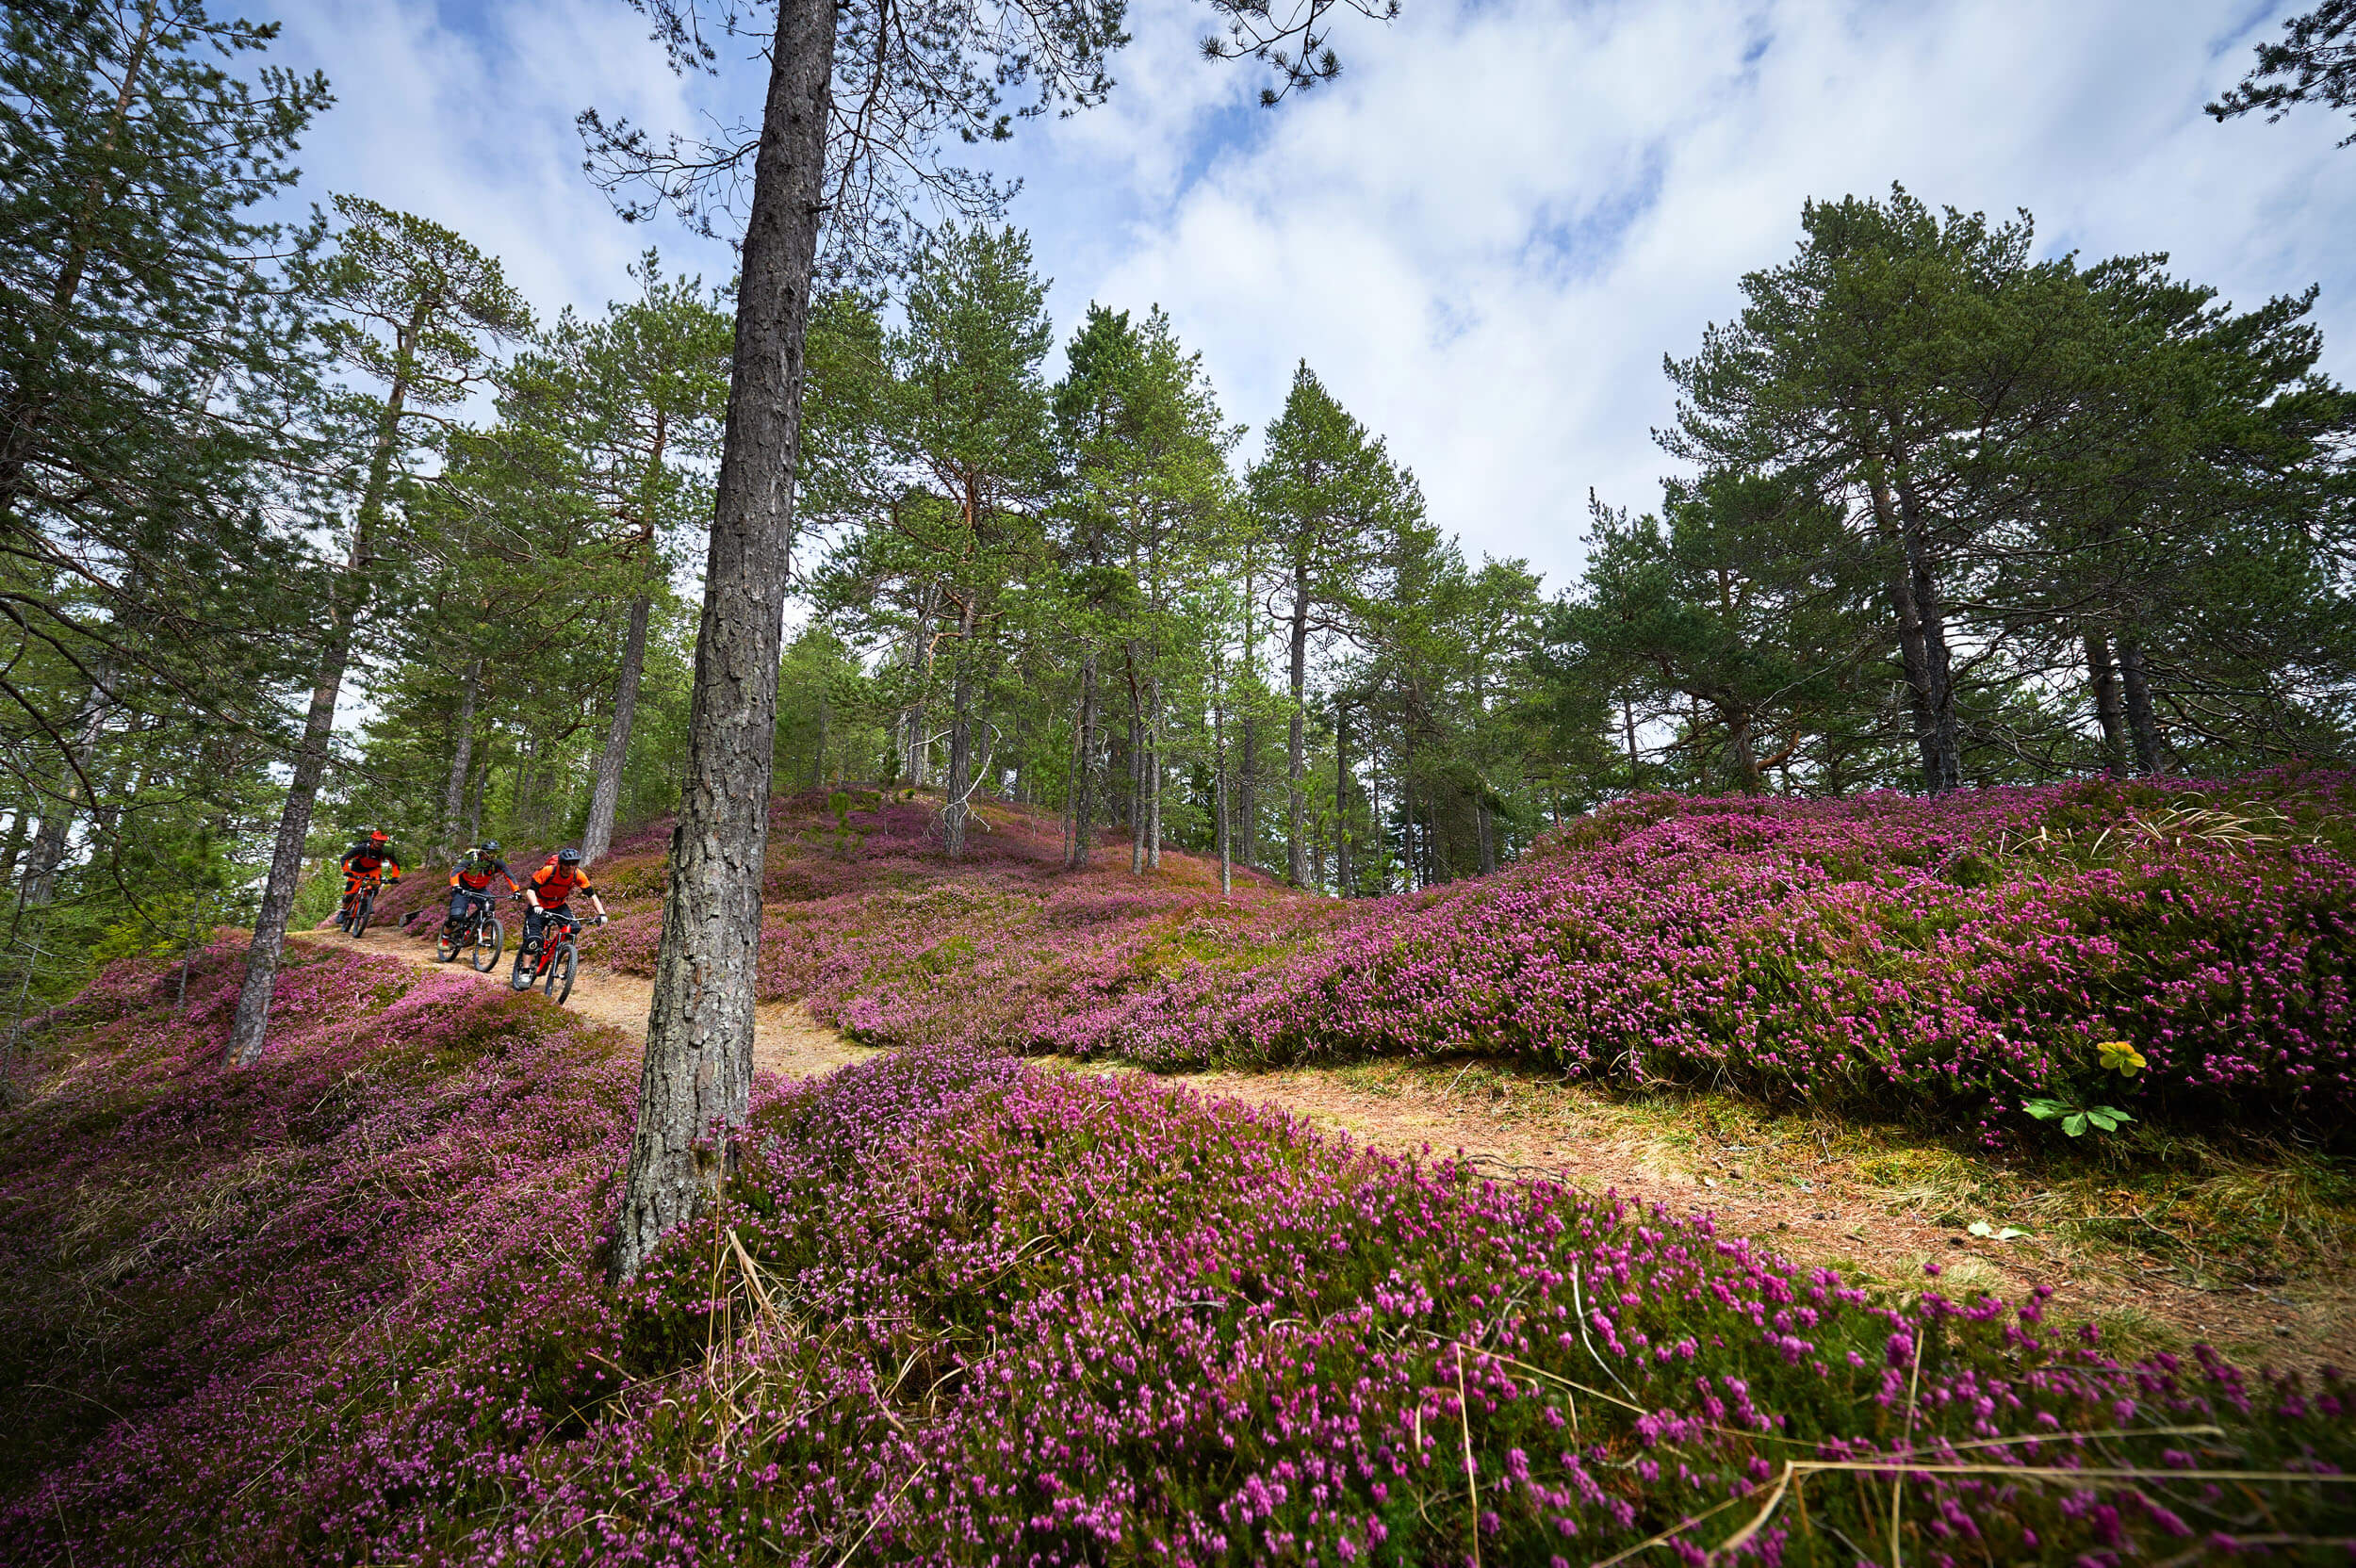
[8,0,2356,1562]
[5,1,2353,1033]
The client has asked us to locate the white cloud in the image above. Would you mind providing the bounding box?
[270,0,2355,597]
[1006,0,2356,589]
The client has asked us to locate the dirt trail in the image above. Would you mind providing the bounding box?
[299,923,2348,1371]
[1145,1062,2356,1374]
[293,923,878,1081]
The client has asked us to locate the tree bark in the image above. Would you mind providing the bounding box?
[1127,658,1146,875]
[1067,649,1097,870]
[1214,697,1232,897]
[1886,453,1963,791]
[1477,791,1497,876]
[611,0,836,1285]
[440,659,480,856]
[2118,636,2167,776]
[1237,712,1258,867]
[0,812,25,900]
[1621,692,1640,793]
[1146,703,1161,871]
[1400,710,1416,893]
[2083,631,2128,774]
[809,695,830,792]
[581,592,652,863]
[1285,560,1311,887]
[1727,706,1763,793]
[1862,462,1952,792]
[1333,698,1351,896]
[943,670,973,858]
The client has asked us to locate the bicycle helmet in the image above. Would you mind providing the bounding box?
[480,840,501,857]
[557,846,583,865]
[368,829,391,844]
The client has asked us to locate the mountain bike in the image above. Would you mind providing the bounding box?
[436,891,504,972]
[510,903,593,1004]
[339,873,392,939]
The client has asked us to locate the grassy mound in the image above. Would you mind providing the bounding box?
[2,940,2351,1563]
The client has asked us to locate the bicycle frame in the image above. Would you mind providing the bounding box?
[522,908,581,977]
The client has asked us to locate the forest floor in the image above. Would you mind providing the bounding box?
[299,917,2356,1378]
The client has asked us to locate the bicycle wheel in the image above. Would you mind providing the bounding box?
[352,889,375,939]
[471,914,504,973]
[435,924,461,962]
[544,941,576,1005]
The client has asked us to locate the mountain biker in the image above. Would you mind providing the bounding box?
[519,847,608,954]
[443,841,520,939]
[334,830,401,930]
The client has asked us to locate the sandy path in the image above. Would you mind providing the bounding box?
[298,923,2348,1369]
[293,923,878,1081]
[1144,1062,2354,1374]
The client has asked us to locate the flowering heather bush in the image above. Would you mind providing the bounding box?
[695,776,2356,1134]
[1070,773,2356,1131]
[3,957,2351,1564]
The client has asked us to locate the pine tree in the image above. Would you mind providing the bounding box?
[226,199,530,1068]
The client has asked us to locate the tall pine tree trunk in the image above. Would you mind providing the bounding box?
[582,591,651,863]
[1237,713,1258,867]
[1888,456,1963,791]
[1863,462,1953,792]
[1067,650,1097,870]
[228,299,421,1068]
[440,659,480,856]
[1214,697,1231,897]
[943,671,973,858]
[1400,712,1416,893]
[2119,636,2167,775]
[0,812,25,901]
[1146,702,1161,871]
[612,0,835,1284]
[1285,563,1310,888]
[1131,715,1150,871]
[1622,693,1640,792]
[1333,699,1351,896]
[226,527,367,1066]
[2084,631,2129,773]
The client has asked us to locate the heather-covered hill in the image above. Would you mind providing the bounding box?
[622,772,2356,1141]
[4,930,2353,1565]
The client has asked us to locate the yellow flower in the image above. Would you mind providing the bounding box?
[2096,1039,2146,1076]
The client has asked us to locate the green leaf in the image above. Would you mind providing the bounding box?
[2023,1098,2069,1120]
[2063,1113,2088,1136]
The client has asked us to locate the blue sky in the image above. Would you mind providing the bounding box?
[265,0,2356,595]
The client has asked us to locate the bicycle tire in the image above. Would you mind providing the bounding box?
[472,914,504,973]
[352,889,375,939]
[545,941,576,1005]
[435,924,461,962]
